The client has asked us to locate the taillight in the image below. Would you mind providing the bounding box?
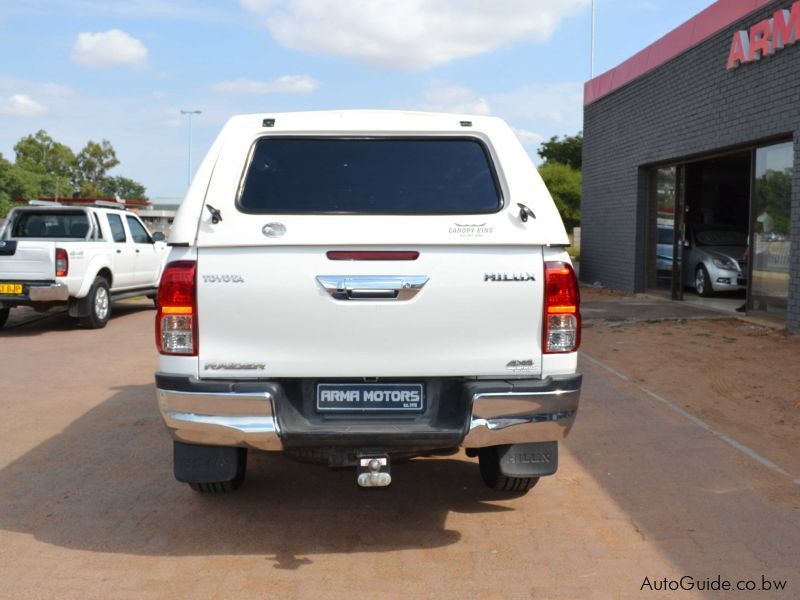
[157,260,197,355]
[543,261,581,354]
[55,248,68,277]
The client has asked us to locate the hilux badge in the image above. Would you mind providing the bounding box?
[484,273,536,282]
[262,222,286,238]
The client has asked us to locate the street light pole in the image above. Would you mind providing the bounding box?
[180,109,202,187]
[591,0,596,78]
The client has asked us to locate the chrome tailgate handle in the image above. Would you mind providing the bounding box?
[317,275,429,301]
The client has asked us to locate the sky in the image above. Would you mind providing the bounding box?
[0,0,713,200]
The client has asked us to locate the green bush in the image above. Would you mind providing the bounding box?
[538,161,581,230]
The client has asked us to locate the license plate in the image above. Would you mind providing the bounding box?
[317,383,425,412]
[0,283,22,295]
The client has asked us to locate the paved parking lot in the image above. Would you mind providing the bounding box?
[0,301,797,598]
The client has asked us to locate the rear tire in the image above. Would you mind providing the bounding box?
[79,277,111,329]
[479,447,539,493]
[0,307,9,329]
[695,264,714,297]
[189,476,246,493]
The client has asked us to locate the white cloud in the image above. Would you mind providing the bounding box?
[71,29,148,69]
[512,128,545,146]
[416,80,491,115]
[489,83,584,125]
[0,78,75,99]
[414,80,582,128]
[409,80,580,157]
[241,0,590,69]
[11,1,236,23]
[0,94,47,117]
[211,75,320,95]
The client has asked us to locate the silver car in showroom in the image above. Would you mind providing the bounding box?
[683,225,747,296]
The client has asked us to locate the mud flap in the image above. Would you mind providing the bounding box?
[173,441,244,484]
[68,295,91,318]
[496,442,558,478]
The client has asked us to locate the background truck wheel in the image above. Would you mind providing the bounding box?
[0,307,9,329]
[478,447,540,493]
[695,264,714,297]
[173,441,248,493]
[79,277,111,329]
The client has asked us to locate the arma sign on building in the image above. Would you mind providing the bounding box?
[727,1,799,69]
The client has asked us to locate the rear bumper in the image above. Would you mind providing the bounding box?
[462,376,581,447]
[0,281,69,304]
[155,373,581,452]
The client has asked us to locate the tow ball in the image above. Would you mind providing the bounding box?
[357,455,391,488]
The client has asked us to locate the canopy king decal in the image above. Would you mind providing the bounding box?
[728,1,800,69]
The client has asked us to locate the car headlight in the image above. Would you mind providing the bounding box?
[711,257,738,271]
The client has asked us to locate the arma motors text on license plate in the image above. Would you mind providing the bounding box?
[316,383,425,412]
[0,283,22,295]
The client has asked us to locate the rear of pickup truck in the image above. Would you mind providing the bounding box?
[156,111,581,493]
[0,208,92,327]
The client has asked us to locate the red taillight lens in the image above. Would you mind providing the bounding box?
[326,251,420,261]
[55,248,68,277]
[157,260,197,355]
[543,261,581,354]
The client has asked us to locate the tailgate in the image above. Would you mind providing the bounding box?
[0,241,55,281]
[197,246,544,378]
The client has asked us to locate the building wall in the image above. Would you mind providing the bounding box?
[582,0,800,328]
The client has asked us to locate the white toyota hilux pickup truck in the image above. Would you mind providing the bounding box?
[0,203,168,329]
[155,110,582,494]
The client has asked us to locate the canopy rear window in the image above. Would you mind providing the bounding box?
[238,137,502,214]
[11,210,90,239]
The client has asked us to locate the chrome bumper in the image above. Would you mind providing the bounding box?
[28,283,69,302]
[156,374,581,451]
[461,381,580,448]
[157,388,283,451]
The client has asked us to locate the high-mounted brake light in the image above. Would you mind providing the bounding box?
[543,261,580,354]
[326,251,419,261]
[157,260,197,355]
[55,248,68,277]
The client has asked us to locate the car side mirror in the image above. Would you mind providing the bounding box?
[152,231,166,242]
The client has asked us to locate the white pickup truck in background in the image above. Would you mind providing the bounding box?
[155,110,582,494]
[0,203,169,329]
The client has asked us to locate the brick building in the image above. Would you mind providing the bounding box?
[581,0,799,329]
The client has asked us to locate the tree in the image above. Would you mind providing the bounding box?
[754,167,791,235]
[101,176,148,200]
[14,130,76,178]
[0,155,42,217]
[538,132,583,169]
[0,132,147,214]
[74,140,120,196]
[538,162,582,230]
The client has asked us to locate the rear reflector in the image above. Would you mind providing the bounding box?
[326,251,419,261]
[157,260,197,355]
[55,248,68,277]
[543,261,580,354]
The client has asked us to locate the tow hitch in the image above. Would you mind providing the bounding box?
[357,454,392,488]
